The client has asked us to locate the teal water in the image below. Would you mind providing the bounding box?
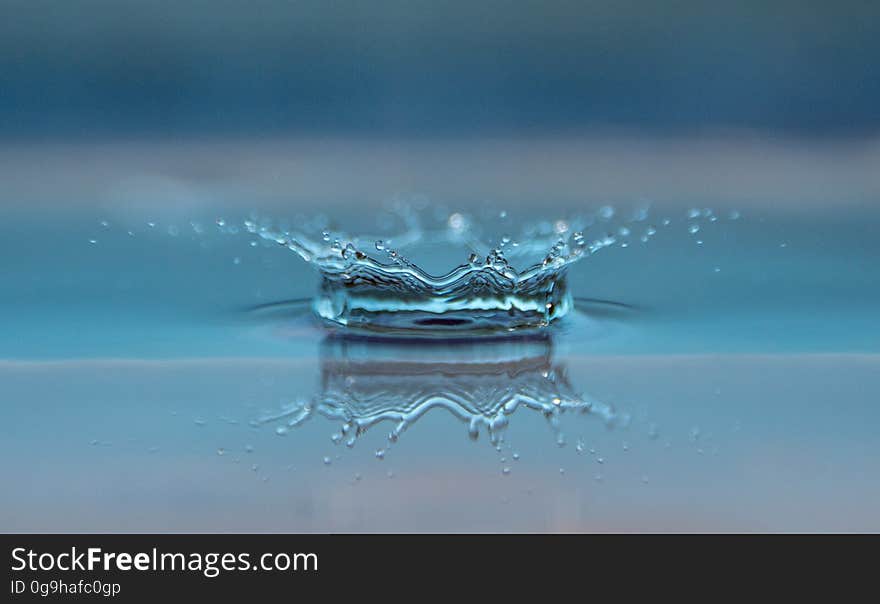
[2,197,879,531]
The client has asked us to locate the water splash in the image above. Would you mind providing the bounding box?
[243,202,655,335]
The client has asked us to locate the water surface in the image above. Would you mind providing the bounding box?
[2,151,879,532]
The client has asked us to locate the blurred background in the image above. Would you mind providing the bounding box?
[2,0,879,208]
[2,0,880,138]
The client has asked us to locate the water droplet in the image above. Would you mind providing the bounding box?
[375,449,385,460]
[342,243,358,259]
[217,448,225,456]
[323,456,332,465]
[688,224,700,234]
[374,240,385,251]
[502,467,511,475]
[88,239,97,245]
[448,213,464,230]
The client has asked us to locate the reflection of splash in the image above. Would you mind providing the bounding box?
[257,335,619,448]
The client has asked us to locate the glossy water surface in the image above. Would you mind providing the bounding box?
[2,159,879,532]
